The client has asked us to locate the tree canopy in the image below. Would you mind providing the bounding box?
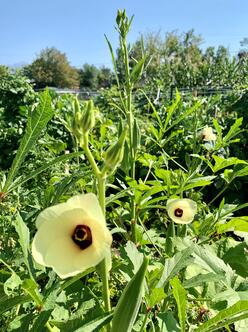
[25,47,79,89]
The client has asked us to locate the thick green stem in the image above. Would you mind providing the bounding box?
[81,133,111,328]
[98,176,111,316]
[82,133,101,177]
[123,38,137,243]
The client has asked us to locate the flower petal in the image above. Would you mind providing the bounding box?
[36,202,69,229]
[73,221,112,271]
[68,193,105,225]
[32,208,89,266]
[45,237,82,279]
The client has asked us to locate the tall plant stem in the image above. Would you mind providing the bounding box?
[123,37,137,243]
[82,133,111,321]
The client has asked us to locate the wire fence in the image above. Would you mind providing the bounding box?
[38,85,248,102]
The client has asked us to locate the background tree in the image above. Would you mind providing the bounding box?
[79,64,113,89]
[78,64,99,89]
[0,65,9,77]
[25,47,79,89]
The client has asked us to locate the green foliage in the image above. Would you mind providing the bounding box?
[25,47,79,88]
[0,9,248,332]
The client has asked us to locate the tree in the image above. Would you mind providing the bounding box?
[25,47,79,89]
[0,65,9,77]
[78,64,99,90]
[79,64,113,89]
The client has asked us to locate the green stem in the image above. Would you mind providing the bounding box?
[98,174,111,331]
[139,309,149,332]
[123,37,137,243]
[82,133,101,177]
[81,133,111,328]
[209,183,229,205]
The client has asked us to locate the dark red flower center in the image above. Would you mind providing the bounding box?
[174,208,183,217]
[72,224,92,250]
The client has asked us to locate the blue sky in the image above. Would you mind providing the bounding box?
[0,0,247,68]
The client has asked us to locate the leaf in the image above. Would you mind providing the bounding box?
[4,89,54,191]
[217,216,248,234]
[0,294,31,315]
[22,279,42,306]
[180,175,216,192]
[223,117,243,143]
[192,245,234,287]
[111,256,149,332]
[222,243,248,278]
[212,156,247,173]
[157,247,194,288]
[8,151,83,192]
[130,57,145,83]
[156,312,180,332]
[120,241,144,278]
[195,301,248,332]
[133,118,141,154]
[183,272,225,289]
[104,34,120,88]
[147,288,166,308]
[71,313,113,332]
[4,273,22,296]
[170,277,187,332]
[13,213,30,264]
[164,99,201,134]
[163,90,181,131]
[30,310,53,332]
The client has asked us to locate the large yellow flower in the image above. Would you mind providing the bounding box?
[32,193,112,279]
[166,198,197,224]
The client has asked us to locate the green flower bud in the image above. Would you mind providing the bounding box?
[104,128,127,171]
[71,110,82,141]
[81,100,96,133]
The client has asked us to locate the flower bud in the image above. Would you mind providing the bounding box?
[104,128,127,171]
[81,100,95,133]
[71,110,83,141]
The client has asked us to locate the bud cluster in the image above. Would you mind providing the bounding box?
[71,98,96,143]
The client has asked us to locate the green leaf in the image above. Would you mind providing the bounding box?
[130,57,145,83]
[217,216,248,234]
[183,272,225,289]
[164,99,201,134]
[13,213,30,264]
[156,312,180,332]
[0,294,31,315]
[195,301,248,332]
[74,313,113,332]
[8,151,83,192]
[4,273,22,296]
[30,310,53,332]
[222,243,248,278]
[4,89,54,192]
[223,117,243,143]
[165,221,175,257]
[147,287,166,308]
[133,118,141,154]
[170,276,187,332]
[104,34,120,88]
[212,156,247,173]
[111,256,149,332]
[163,90,181,131]
[22,279,42,306]
[157,247,194,288]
